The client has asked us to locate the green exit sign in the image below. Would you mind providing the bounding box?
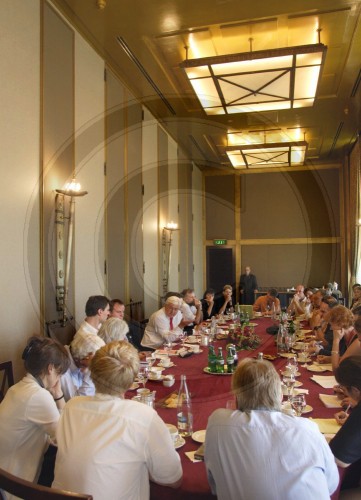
[213,239,227,245]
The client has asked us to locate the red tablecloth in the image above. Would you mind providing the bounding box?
[128,318,342,499]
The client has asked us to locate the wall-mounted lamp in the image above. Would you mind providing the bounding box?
[55,179,88,324]
[162,221,179,297]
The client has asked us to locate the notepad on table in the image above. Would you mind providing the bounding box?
[309,418,341,435]
[319,393,343,408]
[310,375,337,389]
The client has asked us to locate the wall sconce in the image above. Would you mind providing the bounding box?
[162,221,179,297]
[55,179,88,324]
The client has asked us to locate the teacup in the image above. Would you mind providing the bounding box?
[163,375,175,387]
[149,370,161,379]
[160,357,171,367]
[166,424,179,445]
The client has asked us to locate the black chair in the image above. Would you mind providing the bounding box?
[0,361,14,402]
[0,467,92,500]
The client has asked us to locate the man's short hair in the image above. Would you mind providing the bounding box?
[90,341,139,395]
[232,358,282,411]
[109,299,124,313]
[268,288,278,298]
[98,318,129,344]
[85,295,110,317]
[181,288,194,297]
[70,333,105,359]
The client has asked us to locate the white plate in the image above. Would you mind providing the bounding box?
[151,366,165,372]
[128,382,140,391]
[192,430,206,443]
[174,437,186,449]
[279,353,298,358]
[158,362,175,368]
[302,405,313,414]
[184,339,200,345]
[148,374,164,381]
[307,364,331,372]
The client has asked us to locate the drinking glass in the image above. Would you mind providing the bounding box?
[138,363,149,389]
[178,330,186,348]
[286,356,298,375]
[290,394,306,416]
[163,332,172,354]
[282,373,296,401]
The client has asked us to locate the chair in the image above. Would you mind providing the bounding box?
[0,467,92,500]
[46,320,76,346]
[0,361,14,402]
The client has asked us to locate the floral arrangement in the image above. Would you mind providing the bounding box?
[229,325,261,351]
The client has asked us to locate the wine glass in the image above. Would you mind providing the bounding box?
[163,332,172,354]
[178,330,186,348]
[290,394,306,416]
[286,356,298,375]
[138,363,149,389]
[282,373,296,401]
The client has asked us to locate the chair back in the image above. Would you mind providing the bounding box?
[0,361,14,402]
[46,320,76,346]
[0,467,92,500]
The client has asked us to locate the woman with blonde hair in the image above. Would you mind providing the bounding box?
[204,358,338,500]
[0,336,69,484]
[98,316,129,344]
[53,341,182,499]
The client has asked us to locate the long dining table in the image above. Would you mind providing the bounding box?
[128,317,345,499]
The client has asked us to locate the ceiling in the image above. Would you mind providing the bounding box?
[52,0,361,172]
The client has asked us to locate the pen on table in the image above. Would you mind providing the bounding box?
[344,404,351,415]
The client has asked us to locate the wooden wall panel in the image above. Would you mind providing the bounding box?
[205,175,235,240]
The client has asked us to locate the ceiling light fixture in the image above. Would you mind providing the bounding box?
[226,141,308,169]
[180,43,327,115]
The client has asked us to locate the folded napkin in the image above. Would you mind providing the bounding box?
[294,388,309,395]
[185,444,205,463]
[319,393,343,408]
[309,418,341,434]
[310,375,337,389]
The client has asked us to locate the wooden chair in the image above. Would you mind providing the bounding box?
[46,320,76,346]
[0,361,14,402]
[0,467,92,500]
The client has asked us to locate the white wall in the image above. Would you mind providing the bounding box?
[168,137,180,293]
[0,0,41,379]
[74,33,106,326]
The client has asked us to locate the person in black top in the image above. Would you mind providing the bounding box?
[201,288,217,321]
[239,266,258,305]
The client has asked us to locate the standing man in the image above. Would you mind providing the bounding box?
[239,266,258,305]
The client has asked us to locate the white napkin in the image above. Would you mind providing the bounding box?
[310,375,337,389]
[319,393,343,408]
[307,363,333,372]
[309,418,341,434]
[294,388,309,395]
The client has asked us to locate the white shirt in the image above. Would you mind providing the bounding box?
[61,349,95,401]
[181,302,196,322]
[0,374,60,483]
[73,320,99,342]
[205,409,338,500]
[141,308,183,349]
[53,394,182,500]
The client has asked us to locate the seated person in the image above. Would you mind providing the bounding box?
[287,284,311,317]
[61,333,105,401]
[181,288,203,332]
[309,296,338,356]
[252,288,280,315]
[330,356,361,486]
[309,289,327,328]
[214,285,233,315]
[98,317,129,344]
[201,288,217,321]
[74,295,110,341]
[141,296,184,349]
[351,285,361,312]
[0,336,69,484]
[53,341,182,499]
[318,305,360,371]
[204,358,338,500]
[109,298,146,350]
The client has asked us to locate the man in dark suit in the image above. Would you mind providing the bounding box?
[239,266,258,305]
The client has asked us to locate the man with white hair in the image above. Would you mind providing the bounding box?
[141,296,184,349]
[61,333,105,401]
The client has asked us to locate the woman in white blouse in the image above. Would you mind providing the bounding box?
[0,336,70,485]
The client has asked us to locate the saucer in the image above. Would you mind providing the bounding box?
[158,362,175,368]
[174,437,186,449]
[192,430,206,443]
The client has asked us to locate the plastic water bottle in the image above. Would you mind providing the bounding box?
[177,375,193,437]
